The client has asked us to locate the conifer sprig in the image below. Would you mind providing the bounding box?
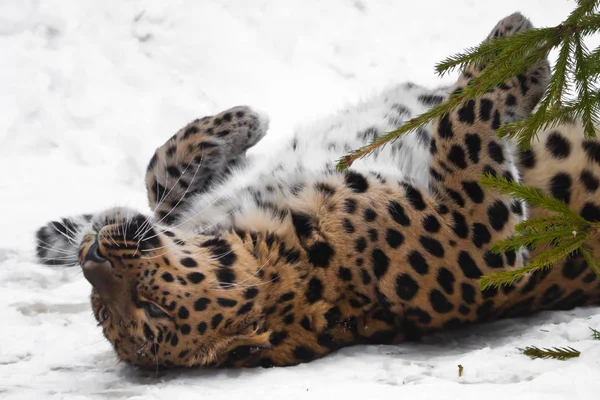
[580,245,600,280]
[591,327,600,340]
[478,174,600,289]
[521,346,581,360]
[337,0,600,170]
[479,175,586,221]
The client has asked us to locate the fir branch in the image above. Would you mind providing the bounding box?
[574,34,599,137]
[338,3,600,170]
[490,221,578,254]
[480,233,590,289]
[580,244,600,280]
[496,91,600,147]
[521,346,581,360]
[514,214,576,233]
[584,44,600,74]
[591,327,600,340]
[435,28,557,77]
[336,88,465,170]
[496,100,583,147]
[472,43,551,96]
[480,263,550,289]
[479,174,586,221]
[543,36,573,108]
[527,232,591,268]
[570,0,599,20]
[575,13,600,35]
[338,42,554,169]
[480,174,600,289]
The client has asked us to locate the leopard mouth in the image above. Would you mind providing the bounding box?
[80,237,115,294]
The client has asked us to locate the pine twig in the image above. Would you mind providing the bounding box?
[480,232,590,289]
[591,327,600,340]
[490,221,577,254]
[337,3,600,171]
[479,174,586,222]
[434,28,557,77]
[580,244,600,280]
[480,263,548,289]
[521,346,581,360]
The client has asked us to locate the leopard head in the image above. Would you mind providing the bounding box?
[79,213,272,369]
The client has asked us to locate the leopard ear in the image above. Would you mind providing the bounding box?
[210,313,273,363]
[188,328,273,368]
[227,330,273,352]
[210,330,273,366]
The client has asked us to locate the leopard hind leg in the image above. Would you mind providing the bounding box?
[146,106,269,225]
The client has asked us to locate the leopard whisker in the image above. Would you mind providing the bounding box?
[140,206,237,247]
[154,342,160,378]
[139,229,245,260]
[137,154,203,242]
[48,221,81,247]
[145,178,243,240]
[36,254,79,262]
[36,240,77,255]
[133,154,171,239]
[150,156,203,231]
[136,150,199,239]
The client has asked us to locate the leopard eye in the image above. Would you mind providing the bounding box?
[145,302,169,318]
[98,306,110,324]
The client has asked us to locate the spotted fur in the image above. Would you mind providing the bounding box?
[36,13,600,370]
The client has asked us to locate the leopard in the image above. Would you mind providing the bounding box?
[35,12,600,370]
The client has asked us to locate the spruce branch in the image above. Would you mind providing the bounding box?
[336,88,464,170]
[543,36,573,108]
[526,232,591,268]
[480,233,590,289]
[574,34,599,137]
[480,224,593,289]
[490,220,578,253]
[580,244,600,280]
[514,214,577,233]
[570,0,598,20]
[478,173,600,289]
[434,28,557,77]
[337,2,600,170]
[496,100,584,147]
[479,174,586,221]
[479,263,551,289]
[591,327,600,340]
[521,346,581,360]
[585,44,600,74]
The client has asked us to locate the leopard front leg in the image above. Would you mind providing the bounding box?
[146,106,269,225]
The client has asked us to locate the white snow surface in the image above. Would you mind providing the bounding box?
[1,0,600,398]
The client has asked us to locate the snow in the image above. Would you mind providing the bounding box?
[1,0,599,398]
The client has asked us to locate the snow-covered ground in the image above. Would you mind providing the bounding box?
[1,0,599,398]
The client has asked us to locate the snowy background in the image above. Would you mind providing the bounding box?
[1,0,600,398]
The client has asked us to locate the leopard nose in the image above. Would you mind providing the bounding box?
[81,241,114,294]
[84,241,107,264]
